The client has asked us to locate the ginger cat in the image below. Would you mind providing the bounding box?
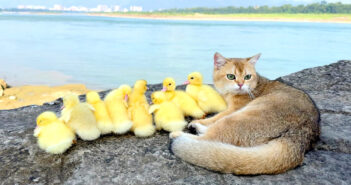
[169,52,320,175]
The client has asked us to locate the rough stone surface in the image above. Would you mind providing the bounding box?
[279,60,351,154]
[1,60,351,184]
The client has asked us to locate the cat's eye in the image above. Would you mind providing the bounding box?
[226,74,236,80]
[244,74,252,80]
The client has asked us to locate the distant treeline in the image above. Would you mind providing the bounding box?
[160,2,351,14]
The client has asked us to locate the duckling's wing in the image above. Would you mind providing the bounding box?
[198,90,209,103]
[128,107,133,118]
[149,105,160,114]
[84,103,95,112]
[33,126,41,137]
[60,109,72,123]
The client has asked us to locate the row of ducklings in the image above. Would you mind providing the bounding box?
[34,72,227,154]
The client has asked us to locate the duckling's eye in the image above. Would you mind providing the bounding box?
[190,77,194,80]
[244,74,252,80]
[168,83,171,86]
[226,74,236,80]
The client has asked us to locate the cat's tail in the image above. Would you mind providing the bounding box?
[169,135,304,175]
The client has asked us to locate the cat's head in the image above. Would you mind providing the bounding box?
[213,52,261,95]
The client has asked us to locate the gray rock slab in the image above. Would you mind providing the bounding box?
[307,91,351,114]
[316,113,351,153]
[1,128,350,185]
[279,60,351,153]
[1,60,351,184]
[279,60,351,92]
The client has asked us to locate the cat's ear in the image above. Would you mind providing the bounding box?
[214,52,226,69]
[248,53,261,65]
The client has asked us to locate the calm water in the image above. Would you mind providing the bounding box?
[0,13,350,89]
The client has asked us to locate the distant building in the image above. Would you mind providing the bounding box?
[113,5,120,12]
[89,7,98,12]
[15,4,122,13]
[72,6,79,11]
[35,5,46,10]
[65,6,89,12]
[89,5,112,12]
[98,5,112,12]
[49,4,63,11]
[17,5,26,9]
[78,7,89,12]
[129,6,143,12]
[20,5,46,10]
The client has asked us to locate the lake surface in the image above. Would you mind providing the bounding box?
[0,13,350,89]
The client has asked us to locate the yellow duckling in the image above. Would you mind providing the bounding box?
[86,91,114,135]
[34,111,76,154]
[184,72,227,113]
[162,77,205,118]
[104,85,133,134]
[61,93,100,141]
[128,80,155,137]
[149,91,187,132]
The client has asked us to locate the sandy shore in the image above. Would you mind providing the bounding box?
[88,13,351,24]
[0,84,90,110]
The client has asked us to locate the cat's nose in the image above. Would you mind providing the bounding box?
[238,83,243,89]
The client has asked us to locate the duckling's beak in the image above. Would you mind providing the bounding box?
[183,80,190,85]
[124,94,129,102]
[162,86,167,92]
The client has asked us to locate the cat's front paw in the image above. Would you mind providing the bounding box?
[169,131,183,139]
[188,122,198,134]
[188,122,208,135]
[188,119,203,128]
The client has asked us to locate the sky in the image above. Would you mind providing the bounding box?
[0,0,350,10]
